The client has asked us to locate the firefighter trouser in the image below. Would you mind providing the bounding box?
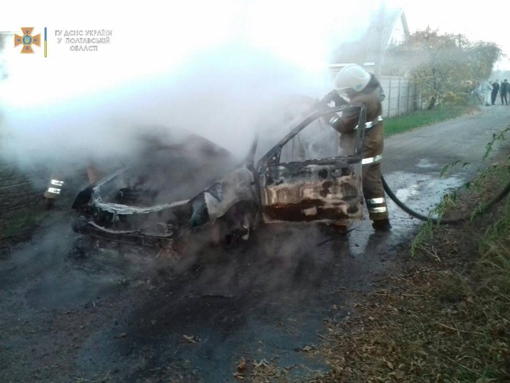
[339,126,388,221]
[361,156,389,221]
[43,173,66,199]
[43,165,102,200]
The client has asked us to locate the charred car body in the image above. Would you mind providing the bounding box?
[72,104,368,250]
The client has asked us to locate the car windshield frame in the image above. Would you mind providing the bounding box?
[255,104,367,171]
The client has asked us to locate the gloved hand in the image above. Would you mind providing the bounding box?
[305,91,347,117]
[317,90,347,109]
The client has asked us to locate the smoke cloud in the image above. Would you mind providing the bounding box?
[0,0,376,174]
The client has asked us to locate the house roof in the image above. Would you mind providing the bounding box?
[331,7,409,65]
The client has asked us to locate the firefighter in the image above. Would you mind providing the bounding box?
[42,164,102,209]
[320,64,391,232]
[42,171,66,208]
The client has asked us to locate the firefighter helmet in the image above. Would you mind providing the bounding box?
[334,64,371,93]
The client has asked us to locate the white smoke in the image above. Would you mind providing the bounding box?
[0,0,375,172]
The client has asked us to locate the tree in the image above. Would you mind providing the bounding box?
[384,28,502,109]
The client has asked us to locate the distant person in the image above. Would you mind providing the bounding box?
[464,80,473,104]
[465,80,483,105]
[485,81,492,106]
[501,79,509,105]
[491,80,500,105]
[474,81,483,105]
[43,164,102,209]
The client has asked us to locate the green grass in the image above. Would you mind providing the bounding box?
[310,186,510,382]
[384,106,474,137]
[308,146,510,383]
[0,207,46,246]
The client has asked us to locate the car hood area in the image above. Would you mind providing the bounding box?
[71,102,367,250]
[71,128,246,247]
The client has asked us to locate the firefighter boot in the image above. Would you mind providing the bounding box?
[372,218,392,232]
[41,196,55,210]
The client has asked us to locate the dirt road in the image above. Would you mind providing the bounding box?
[0,105,509,382]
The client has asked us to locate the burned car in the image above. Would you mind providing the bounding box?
[71,104,367,251]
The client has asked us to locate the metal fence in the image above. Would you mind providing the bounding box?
[380,75,422,118]
[328,67,422,118]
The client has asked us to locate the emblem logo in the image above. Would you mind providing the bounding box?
[14,27,41,54]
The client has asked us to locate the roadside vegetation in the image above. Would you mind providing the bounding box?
[0,164,83,255]
[384,105,476,137]
[0,165,44,254]
[385,28,501,111]
[0,208,46,248]
[381,26,501,138]
[308,130,510,382]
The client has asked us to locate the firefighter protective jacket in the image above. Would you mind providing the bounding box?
[326,85,389,221]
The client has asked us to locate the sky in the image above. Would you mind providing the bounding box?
[0,0,508,167]
[0,0,373,107]
[0,0,374,164]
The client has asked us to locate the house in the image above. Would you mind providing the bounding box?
[329,7,410,77]
[328,8,417,117]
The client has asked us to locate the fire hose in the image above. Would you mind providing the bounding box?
[381,174,510,224]
[312,95,510,225]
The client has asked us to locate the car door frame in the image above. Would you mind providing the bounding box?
[255,104,367,224]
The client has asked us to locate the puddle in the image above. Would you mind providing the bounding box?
[384,171,464,218]
[395,183,420,202]
[416,158,438,169]
[346,171,465,259]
